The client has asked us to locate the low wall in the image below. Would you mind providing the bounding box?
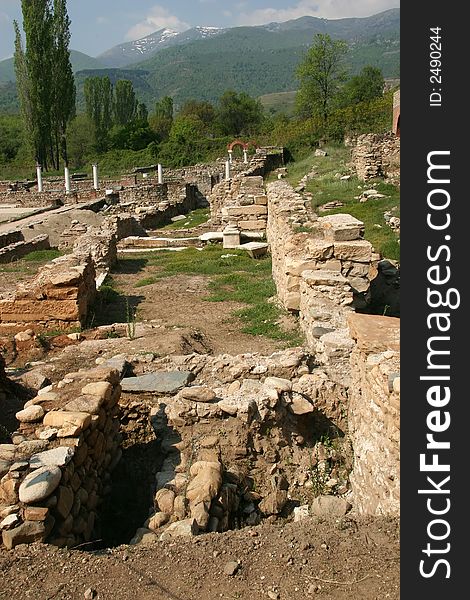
[0,254,97,334]
[0,366,122,549]
[351,133,400,183]
[210,176,267,232]
[0,231,23,249]
[0,234,50,264]
[347,313,400,515]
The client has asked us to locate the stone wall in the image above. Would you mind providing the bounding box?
[0,234,50,265]
[0,231,23,249]
[210,176,267,233]
[0,254,96,334]
[351,133,400,184]
[267,181,377,313]
[347,313,400,515]
[0,366,122,549]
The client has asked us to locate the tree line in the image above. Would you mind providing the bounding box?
[3,12,394,176]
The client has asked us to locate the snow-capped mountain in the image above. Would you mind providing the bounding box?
[97,26,225,68]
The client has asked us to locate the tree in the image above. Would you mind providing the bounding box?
[84,76,113,151]
[216,91,264,136]
[179,99,215,132]
[67,114,95,167]
[113,80,137,126]
[337,66,384,108]
[159,116,205,167]
[14,0,75,171]
[296,33,348,124]
[14,1,54,170]
[136,102,149,123]
[51,0,76,168]
[149,96,174,141]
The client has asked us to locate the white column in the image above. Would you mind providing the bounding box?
[228,150,233,164]
[158,163,163,184]
[243,149,248,164]
[225,160,231,180]
[36,164,43,193]
[92,164,99,190]
[64,166,71,194]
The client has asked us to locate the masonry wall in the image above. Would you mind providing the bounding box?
[0,234,50,265]
[0,366,122,549]
[347,313,400,515]
[351,133,400,184]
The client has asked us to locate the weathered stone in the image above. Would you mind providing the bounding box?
[148,512,170,531]
[0,445,16,461]
[155,488,175,514]
[0,459,11,478]
[289,393,314,415]
[263,377,292,393]
[121,371,194,394]
[181,386,216,403]
[43,411,92,433]
[56,486,74,519]
[22,506,49,521]
[2,518,54,549]
[30,446,75,469]
[15,405,45,423]
[80,381,113,402]
[19,466,62,504]
[223,561,240,576]
[318,214,364,242]
[159,518,199,541]
[293,505,310,522]
[129,527,158,546]
[310,495,352,518]
[259,490,288,515]
[0,513,20,530]
[64,395,103,415]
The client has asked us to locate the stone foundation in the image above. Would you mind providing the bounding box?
[0,234,50,264]
[0,366,122,549]
[351,133,400,184]
[347,313,400,515]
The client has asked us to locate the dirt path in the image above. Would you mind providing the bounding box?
[0,517,399,600]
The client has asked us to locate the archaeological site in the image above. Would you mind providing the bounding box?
[0,141,400,598]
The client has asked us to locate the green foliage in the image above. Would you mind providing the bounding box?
[158,115,207,167]
[337,66,384,108]
[14,0,75,170]
[66,113,96,168]
[84,76,113,151]
[178,99,216,132]
[216,90,264,136]
[159,208,210,231]
[0,114,24,163]
[113,79,137,126]
[296,34,348,123]
[149,96,174,142]
[22,249,63,262]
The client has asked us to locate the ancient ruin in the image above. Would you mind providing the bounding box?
[0,146,399,552]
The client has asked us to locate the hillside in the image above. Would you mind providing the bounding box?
[0,50,104,83]
[97,26,226,68]
[0,9,399,112]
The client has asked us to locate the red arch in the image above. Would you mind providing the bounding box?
[227,139,259,152]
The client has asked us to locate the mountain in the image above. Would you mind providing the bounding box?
[0,50,104,83]
[0,9,399,112]
[125,8,399,106]
[97,26,226,68]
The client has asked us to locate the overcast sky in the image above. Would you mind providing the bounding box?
[0,0,399,60]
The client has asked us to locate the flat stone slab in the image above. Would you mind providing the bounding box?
[30,447,75,469]
[121,371,194,394]
[199,232,223,242]
[237,242,269,259]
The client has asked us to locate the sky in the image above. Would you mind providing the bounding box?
[0,0,399,61]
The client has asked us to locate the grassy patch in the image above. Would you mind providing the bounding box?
[159,208,210,231]
[118,246,302,345]
[285,145,400,261]
[22,249,63,262]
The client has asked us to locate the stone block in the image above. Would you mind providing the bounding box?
[238,220,267,231]
[43,411,92,433]
[333,240,373,263]
[318,214,364,241]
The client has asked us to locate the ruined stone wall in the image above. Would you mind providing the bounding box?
[210,176,267,232]
[0,231,23,248]
[0,254,96,334]
[0,234,50,264]
[347,313,400,516]
[351,133,400,184]
[0,366,122,549]
[119,183,169,205]
[267,181,377,312]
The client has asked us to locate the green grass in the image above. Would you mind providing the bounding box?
[120,245,302,345]
[259,90,298,115]
[0,249,64,275]
[284,145,400,261]
[159,208,210,231]
[22,249,63,262]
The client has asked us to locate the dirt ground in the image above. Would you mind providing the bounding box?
[0,516,399,600]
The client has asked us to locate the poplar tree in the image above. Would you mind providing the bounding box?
[14,0,75,171]
[114,80,137,126]
[84,76,113,151]
[14,0,54,170]
[51,0,76,169]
